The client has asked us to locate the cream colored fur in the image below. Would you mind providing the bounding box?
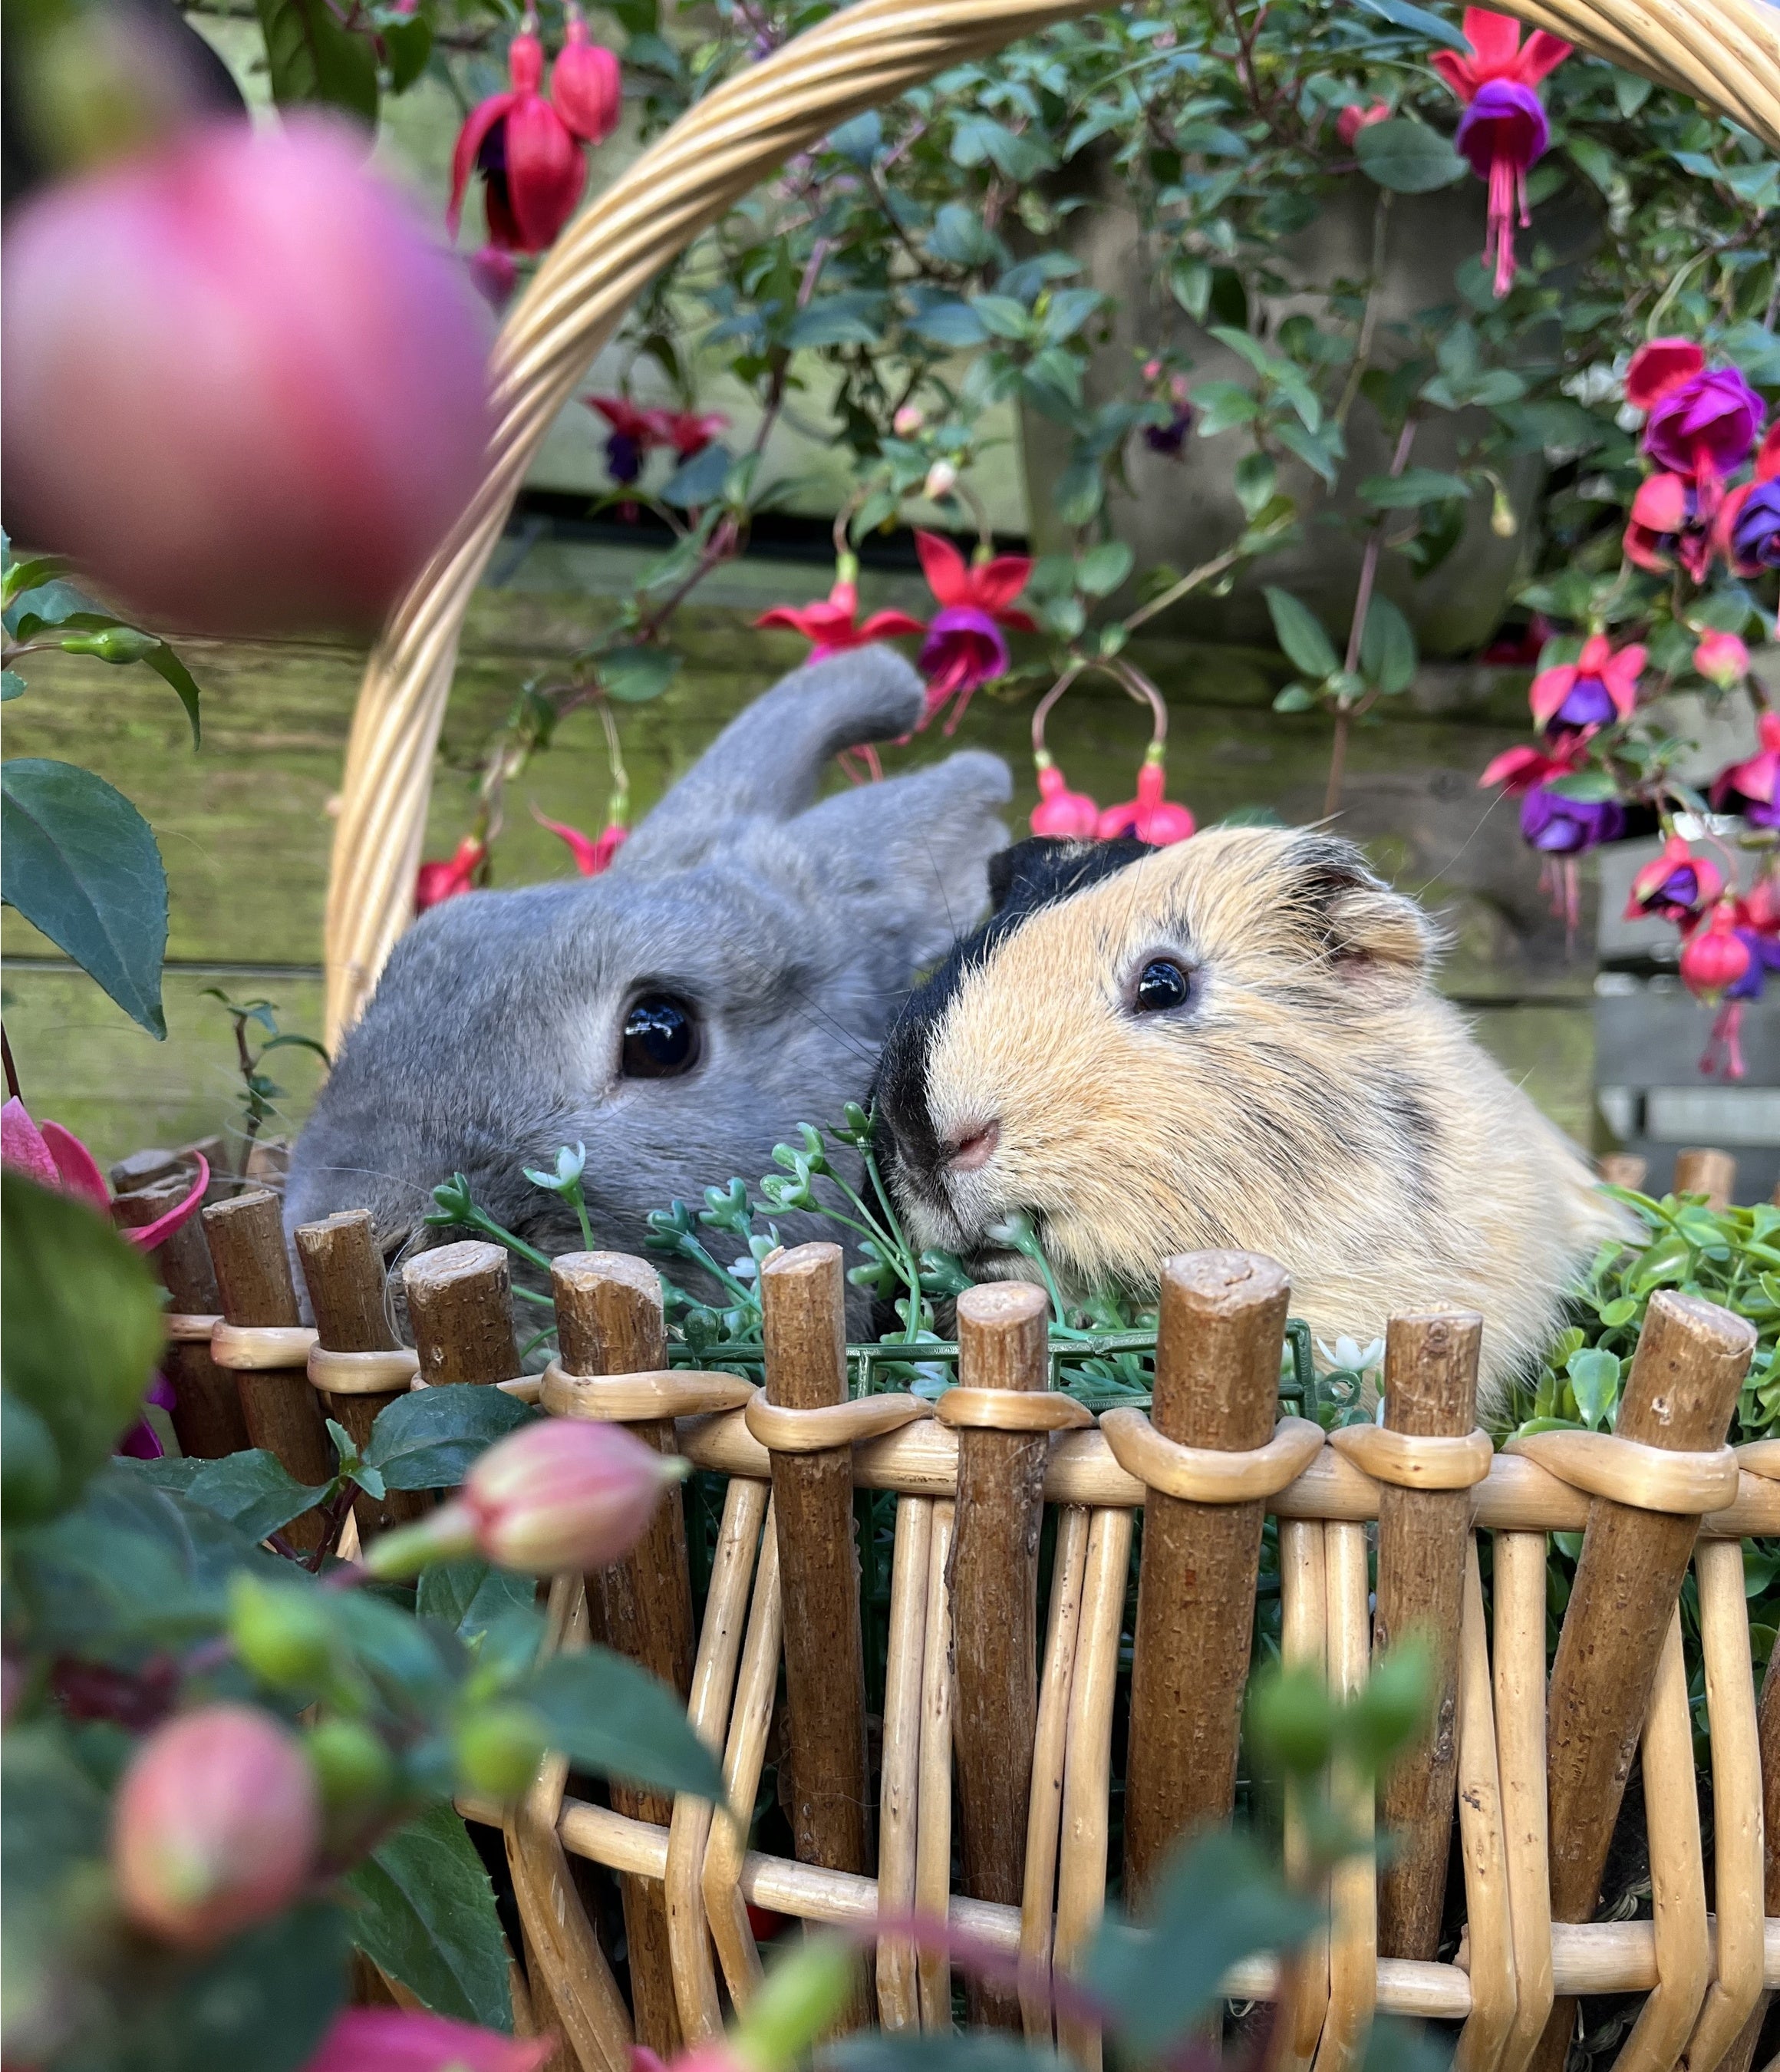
[902,827,1622,1410]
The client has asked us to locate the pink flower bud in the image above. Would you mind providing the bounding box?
[1679,901,1752,1005]
[1030,759,1099,839]
[1337,101,1390,147]
[368,1418,687,1579]
[1693,630,1750,688]
[470,244,520,311]
[113,1705,319,1949]
[552,15,622,146]
[923,460,958,501]
[302,2008,553,2072]
[892,404,925,436]
[2,117,494,638]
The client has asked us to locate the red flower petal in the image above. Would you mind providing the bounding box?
[967,554,1033,615]
[41,1120,110,1209]
[1430,49,1478,99]
[127,1157,212,1250]
[2,1097,60,1189]
[552,32,621,145]
[503,95,586,252]
[1528,663,1576,728]
[1755,420,1780,483]
[1461,8,1522,74]
[448,94,515,238]
[856,609,927,641]
[1625,338,1704,411]
[1515,28,1572,82]
[1630,470,1689,531]
[914,530,969,607]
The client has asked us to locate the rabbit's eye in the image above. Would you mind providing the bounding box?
[622,995,700,1077]
[1134,958,1192,1013]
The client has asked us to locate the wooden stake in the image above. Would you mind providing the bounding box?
[294,1209,429,1537]
[915,1500,957,2034]
[1374,1311,1482,1960]
[949,1281,1050,2030]
[760,1242,873,2027]
[1019,1505,1090,2044]
[1124,1250,1289,1899]
[1314,1519,1377,2072]
[1492,1533,1554,2072]
[877,1496,934,2031]
[1672,1147,1736,1207]
[551,1252,696,2060]
[1276,1518,1330,2072]
[1531,1290,1754,2072]
[113,1178,248,1460]
[1596,1153,1646,1193]
[203,1189,335,1542]
[1451,1540,1515,2072]
[404,1240,517,1384]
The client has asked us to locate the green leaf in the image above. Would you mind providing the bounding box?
[1545,766,1620,802]
[1360,596,1417,696]
[926,203,1000,268]
[598,644,681,703]
[786,292,884,349]
[362,1384,539,1491]
[524,1645,727,1800]
[1350,0,1472,46]
[382,12,432,89]
[1275,419,1343,485]
[185,1449,331,1542]
[2,671,24,701]
[1357,468,1472,509]
[832,2038,1065,2072]
[140,643,203,748]
[1356,119,1468,193]
[661,442,733,510]
[1263,588,1340,680]
[1567,1348,1621,1429]
[1192,379,1261,436]
[1053,460,1104,527]
[1,758,168,1035]
[1083,1829,1320,2051]
[345,1805,512,2028]
[1076,541,1133,597]
[908,299,987,348]
[3,1176,164,1516]
[1234,452,1278,520]
[3,577,106,641]
[1169,258,1211,322]
[255,0,378,118]
[1565,136,1618,195]
[970,295,1032,341]
[2,1722,110,2048]
[1272,684,1317,713]
[2,552,74,607]
[417,1557,537,1641]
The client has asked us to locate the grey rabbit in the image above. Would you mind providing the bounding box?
[283,645,1012,1294]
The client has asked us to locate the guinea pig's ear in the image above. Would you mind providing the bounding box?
[1285,833,1436,988]
[614,645,925,869]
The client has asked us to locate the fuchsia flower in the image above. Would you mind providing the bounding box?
[1711,710,1780,828]
[1528,633,1643,739]
[1476,737,1587,794]
[754,558,925,658]
[302,2009,554,2072]
[532,805,628,876]
[913,530,1034,731]
[1096,752,1195,845]
[1518,787,1622,856]
[551,7,621,147]
[1623,469,1713,582]
[1694,631,1751,688]
[1680,900,1752,1005]
[1718,421,1780,581]
[2,1097,207,1249]
[415,834,487,912]
[583,398,728,485]
[1627,340,1764,497]
[1431,8,1571,298]
[1337,101,1391,147]
[449,23,587,256]
[1030,757,1100,839]
[1625,834,1722,922]
[658,409,729,460]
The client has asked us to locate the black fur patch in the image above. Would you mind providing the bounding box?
[873,837,1152,1195]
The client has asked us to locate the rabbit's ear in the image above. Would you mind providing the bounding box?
[789,748,1013,966]
[615,645,925,867]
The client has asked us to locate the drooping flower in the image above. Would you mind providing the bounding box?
[1432,9,1571,298]
[1,1098,207,1248]
[1518,786,1623,855]
[1142,374,1196,457]
[469,243,519,312]
[1336,100,1391,147]
[416,834,487,911]
[754,558,925,659]
[532,805,628,876]
[551,7,622,146]
[301,2008,554,2072]
[113,1705,320,1951]
[657,408,728,460]
[1718,421,1780,579]
[1679,899,1753,1005]
[1528,633,1643,740]
[913,530,1034,731]
[1627,340,1763,493]
[1476,737,1587,795]
[1694,631,1751,688]
[1624,833,1722,922]
[1623,470,1714,582]
[449,21,586,256]
[1096,752,1195,846]
[587,396,662,484]
[1030,757,1099,839]
[1711,711,1780,828]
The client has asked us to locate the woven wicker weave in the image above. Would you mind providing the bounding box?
[320,0,1780,1044]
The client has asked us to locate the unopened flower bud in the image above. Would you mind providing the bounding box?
[367,1418,688,1581]
[229,1574,334,1692]
[305,1717,396,1823]
[923,460,958,501]
[1694,629,1750,688]
[1491,488,1517,538]
[113,1704,319,1949]
[892,403,925,436]
[1680,901,1752,1005]
[59,625,160,664]
[455,1701,549,1800]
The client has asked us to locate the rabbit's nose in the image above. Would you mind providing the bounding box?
[945,1120,1000,1173]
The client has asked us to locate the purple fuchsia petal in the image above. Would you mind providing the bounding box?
[1455,78,1549,177]
[1642,365,1765,480]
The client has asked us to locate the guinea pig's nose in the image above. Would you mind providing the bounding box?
[945,1120,1000,1173]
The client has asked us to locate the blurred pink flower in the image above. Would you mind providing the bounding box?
[552,8,621,145]
[1528,632,1643,737]
[532,805,628,876]
[450,25,586,254]
[1711,709,1780,828]
[914,531,1034,731]
[1030,758,1099,839]
[755,565,924,658]
[302,2008,553,2072]
[1680,900,1752,1005]
[1094,754,1195,845]
[1337,101,1390,146]
[1694,631,1750,688]
[470,245,519,311]
[1,1097,206,1249]
[416,835,487,911]
[2,118,494,638]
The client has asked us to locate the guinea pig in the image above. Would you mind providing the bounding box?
[284,645,1011,1279]
[872,826,1621,1407]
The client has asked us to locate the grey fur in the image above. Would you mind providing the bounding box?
[284,647,1011,1288]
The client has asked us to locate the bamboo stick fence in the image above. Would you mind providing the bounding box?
[114,1138,1780,2072]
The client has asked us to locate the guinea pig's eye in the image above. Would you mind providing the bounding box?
[1133,958,1192,1014]
[621,995,700,1078]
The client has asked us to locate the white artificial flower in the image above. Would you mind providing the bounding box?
[1314,1334,1385,1374]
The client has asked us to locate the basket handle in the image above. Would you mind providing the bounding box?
[321,0,1780,1047]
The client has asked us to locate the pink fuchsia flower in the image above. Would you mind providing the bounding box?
[1432,8,1571,299]
[913,530,1035,731]
[2,117,494,641]
[1695,631,1751,688]
[754,559,925,660]
[1337,101,1391,147]
[1625,834,1723,922]
[532,805,628,876]
[1030,757,1099,839]
[302,2008,553,2072]
[1710,710,1780,828]
[551,8,621,145]
[657,409,728,460]
[1,1097,207,1249]
[366,1417,687,1580]
[449,23,585,256]
[1717,421,1780,579]
[1476,737,1587,795]
[1519,786,1623,855]
[587,396,664,484]
[1528,633,1643,739]
[416,835,487,912]
[1142,374,1195,457]
[1623,470,1714,582]
[113,1705,320,1951]
[1095,752,1195,845]
[1680,900,1753,1005]
[1627,339,1764,492]
[469,244,520,312]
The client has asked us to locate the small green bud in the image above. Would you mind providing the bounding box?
[454,1703,549,1800]
[228,1575,335,1692]
[305,1717,395,1817]
[60,625,160,664]
[1249,1664,1337,1777]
